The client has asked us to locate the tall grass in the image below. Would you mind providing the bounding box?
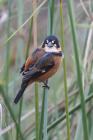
[66,0,89,140]
[60,0,71,140]
[32,1,39,140]
[39,1,55,140]
[16,0,24,139]
[4,0,12,139]
[0,86,24,139]
[0,0,93,140]
[4,0,47,45]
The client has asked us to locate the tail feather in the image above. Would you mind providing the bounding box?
[14,83,28,104]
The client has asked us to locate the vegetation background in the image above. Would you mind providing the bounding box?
[0,0,93,140]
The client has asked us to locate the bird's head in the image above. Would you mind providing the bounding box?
[42,35,62,53]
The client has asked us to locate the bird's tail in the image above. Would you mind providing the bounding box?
[14,82,28,104]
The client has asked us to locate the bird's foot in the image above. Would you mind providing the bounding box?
[42,80,50,89]
[43,84,50,89]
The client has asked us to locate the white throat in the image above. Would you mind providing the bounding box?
[45,46,61,53]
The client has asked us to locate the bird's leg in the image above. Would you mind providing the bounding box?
[42,80,50,89]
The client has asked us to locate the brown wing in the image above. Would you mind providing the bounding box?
[21,48,45,72]
[24,56,33,71]
[22,53,55,82]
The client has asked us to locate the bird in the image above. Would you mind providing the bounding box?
[14,35,64,104]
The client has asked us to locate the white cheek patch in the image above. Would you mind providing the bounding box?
[45,46,60,53]
[54,44,57,47]
[45,44,48,47]
[46,40,49,43]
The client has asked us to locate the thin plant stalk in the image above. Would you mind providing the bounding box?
[82,22,93,89]
[4,0,47,45]
[38,0,55,139]
[39,0,54,139]
[32,1,39,140]
[39,91,45,140]
[35,82,39,140]
[43,88,48,140]
[0,85,24,140]
[60,0,71,140]
[48,0,55,34]
[42,0,55,139]
[47,92,93,132]
[1,0,24,138]
[16,0,24,139]
[16,2,33,140]
[25,18,33,60]
[66,0,89,140]
[25,90,93,139]
[4,0,12,139]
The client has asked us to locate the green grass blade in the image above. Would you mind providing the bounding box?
[27,90,93,139]
[60,0,70,140]
[4,1,12,139]
[2,0,24,139]
[42,0,55,139]
[63,0,89,139]
[35,82,39,140]
[25,18,33,60]
[16,0,24,139]
[4,0,47,45]
[43,88,48,140]
[39,91,45,140]
[25,90,93,139]
[48,0,55,35]
[0,85,24,140]
[74,115,83,140]
[39,0,55,139]
[38,87,48,140]
[32,1,39,139]
[47,92,93,132]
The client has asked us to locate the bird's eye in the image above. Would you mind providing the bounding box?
[52,40,55,44]
[46,40,49,44]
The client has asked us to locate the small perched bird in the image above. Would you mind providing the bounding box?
[14,35,64,104]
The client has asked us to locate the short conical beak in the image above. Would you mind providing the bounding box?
[48,42,53,48]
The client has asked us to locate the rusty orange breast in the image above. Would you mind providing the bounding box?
[37,56,61,81]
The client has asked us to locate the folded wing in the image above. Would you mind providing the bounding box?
[21,48,45,72]
[22,53,55,82]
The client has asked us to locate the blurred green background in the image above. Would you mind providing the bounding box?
[0,0,93,140]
